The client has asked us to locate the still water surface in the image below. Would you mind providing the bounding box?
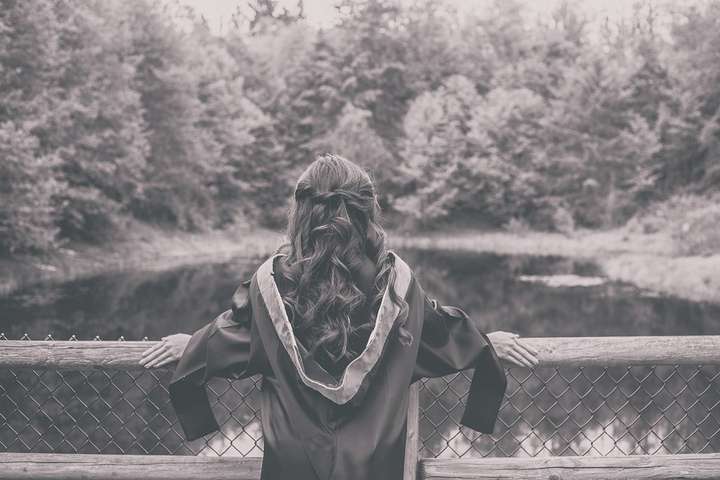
[2,248,720,458]
[2,248,719,339]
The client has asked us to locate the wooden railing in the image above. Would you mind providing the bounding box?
[4,336,720,369]
[2,336,720,479]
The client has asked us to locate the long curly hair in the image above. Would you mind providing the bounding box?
[275,153,409,367]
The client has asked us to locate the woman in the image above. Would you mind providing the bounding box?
[140,153,538,480]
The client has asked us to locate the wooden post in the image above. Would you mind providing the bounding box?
[403,382,420,480]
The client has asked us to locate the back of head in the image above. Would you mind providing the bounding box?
[277,153,406,365]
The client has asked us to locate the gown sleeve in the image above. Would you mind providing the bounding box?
[413,292,507,434]
[168,278,267,441]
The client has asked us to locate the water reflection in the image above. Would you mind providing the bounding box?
[0,257,260,340]
[2,249,719,339]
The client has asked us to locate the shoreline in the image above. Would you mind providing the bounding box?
[0,224,284,295]
[391,230,719,305]
[1,226,718,305]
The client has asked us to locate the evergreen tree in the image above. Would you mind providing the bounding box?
[335,0,412,145]
[395,75,479,225]
[273,30,346,167]
[125,0,220,230]
[0,0,63,252]
[49,1,149,241]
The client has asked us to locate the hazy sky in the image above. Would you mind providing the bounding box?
[177,0,646,33]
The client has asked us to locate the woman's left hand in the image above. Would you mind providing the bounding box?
[139,334,191,368]
[486,331,539,368]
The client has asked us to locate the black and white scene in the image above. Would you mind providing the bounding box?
[2,0,720,478]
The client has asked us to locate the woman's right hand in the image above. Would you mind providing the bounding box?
[486,331,539,368]
[139,333,191,368]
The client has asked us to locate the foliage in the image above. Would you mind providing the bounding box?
[675,204,720,256]
[309,104,395,204]
[395,75,478,226]
[0,123,61,253]
[51,1,149,241]
[627,194,720,256]
[1,0,720,254]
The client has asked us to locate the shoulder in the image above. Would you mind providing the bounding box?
[389,251,429,307]
[389,250,415,284]
[225,260,267,327]
[230,252,284,314]
[387,249,406,269]
[231,278,253,315]
[216,253,285,330]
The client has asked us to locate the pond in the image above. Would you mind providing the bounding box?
[2,248,719,340]
[2,248,720,458]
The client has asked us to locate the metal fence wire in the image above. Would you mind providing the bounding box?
[1,335,720,458]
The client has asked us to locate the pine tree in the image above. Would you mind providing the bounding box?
[124,0,220,230]
[0,0,63,252]
[273,30,346,167]
[48,1,149,241]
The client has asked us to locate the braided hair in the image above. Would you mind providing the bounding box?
[275,153,410,367]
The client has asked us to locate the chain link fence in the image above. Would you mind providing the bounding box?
[420,365,720,458]
[2,335,720,459]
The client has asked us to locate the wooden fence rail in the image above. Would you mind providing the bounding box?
[3,336,720,369]
[2,452,720,480]
[0,453,262,480]
[420,453,720,479]
[4,336,720,479]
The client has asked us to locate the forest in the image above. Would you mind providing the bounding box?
[1,0,719,256]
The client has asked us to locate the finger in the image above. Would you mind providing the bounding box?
[506,350,532,368]
[140,342,166,360]
[502,351,526,367]
[143,341,166,356]
[141,342,164,358]
[139,344,168,365]
[512,339,538,362]
[145,351,174,368]
[516,338,539,356]
[145,349,172,367]
[513,344,539,366]
[515,340,540,363]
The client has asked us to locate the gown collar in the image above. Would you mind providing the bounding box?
[256,250,412,404]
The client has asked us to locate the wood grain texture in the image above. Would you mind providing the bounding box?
[0,453,262,480]
[420,453,720,479]
[3,337,720,370]
[0,341,171,370]
[521,336,720,366]
[4,452,720,480]
[404,382,420,480]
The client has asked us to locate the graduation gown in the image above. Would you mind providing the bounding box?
[168,251,507,480]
